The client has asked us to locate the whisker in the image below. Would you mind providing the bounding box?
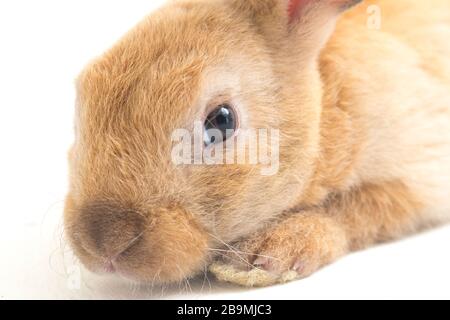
[200,264,212,294]
[207,233,258,270]
[214,251,261,271]
[185,278,193,295]
[111,229,146,256]
[208,248,281,262]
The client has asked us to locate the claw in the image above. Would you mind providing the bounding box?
[253,256,270,269]
[293,260,304,273]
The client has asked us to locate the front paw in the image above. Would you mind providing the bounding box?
[211,213,348,286]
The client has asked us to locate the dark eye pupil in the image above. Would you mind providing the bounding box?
[204,104,236,145]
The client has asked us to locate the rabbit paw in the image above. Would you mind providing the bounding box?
[210,213,348,287]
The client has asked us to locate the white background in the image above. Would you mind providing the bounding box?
[0,0,449,300]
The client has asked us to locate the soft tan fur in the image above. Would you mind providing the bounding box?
[65,0,450,286]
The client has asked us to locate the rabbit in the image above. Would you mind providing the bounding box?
[64,0,450,287]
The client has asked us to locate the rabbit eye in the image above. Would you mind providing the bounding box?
[204,104,237,145]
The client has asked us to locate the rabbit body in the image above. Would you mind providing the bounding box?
[65,0,450,286]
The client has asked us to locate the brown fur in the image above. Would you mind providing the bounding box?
[65,0,450,285]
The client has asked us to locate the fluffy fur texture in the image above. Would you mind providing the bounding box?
[65,0,450,286]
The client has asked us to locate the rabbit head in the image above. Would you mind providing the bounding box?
[64,0,361,283]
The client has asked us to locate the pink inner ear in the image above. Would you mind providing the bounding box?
[288,0,310,22]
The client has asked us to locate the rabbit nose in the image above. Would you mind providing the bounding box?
[78,202,146,259]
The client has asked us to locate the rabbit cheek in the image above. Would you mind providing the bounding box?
[111,207,210,283]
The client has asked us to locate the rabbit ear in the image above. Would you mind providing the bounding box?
[287,0,362,23]
[231,0,362,56]
[232,0,362,23]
